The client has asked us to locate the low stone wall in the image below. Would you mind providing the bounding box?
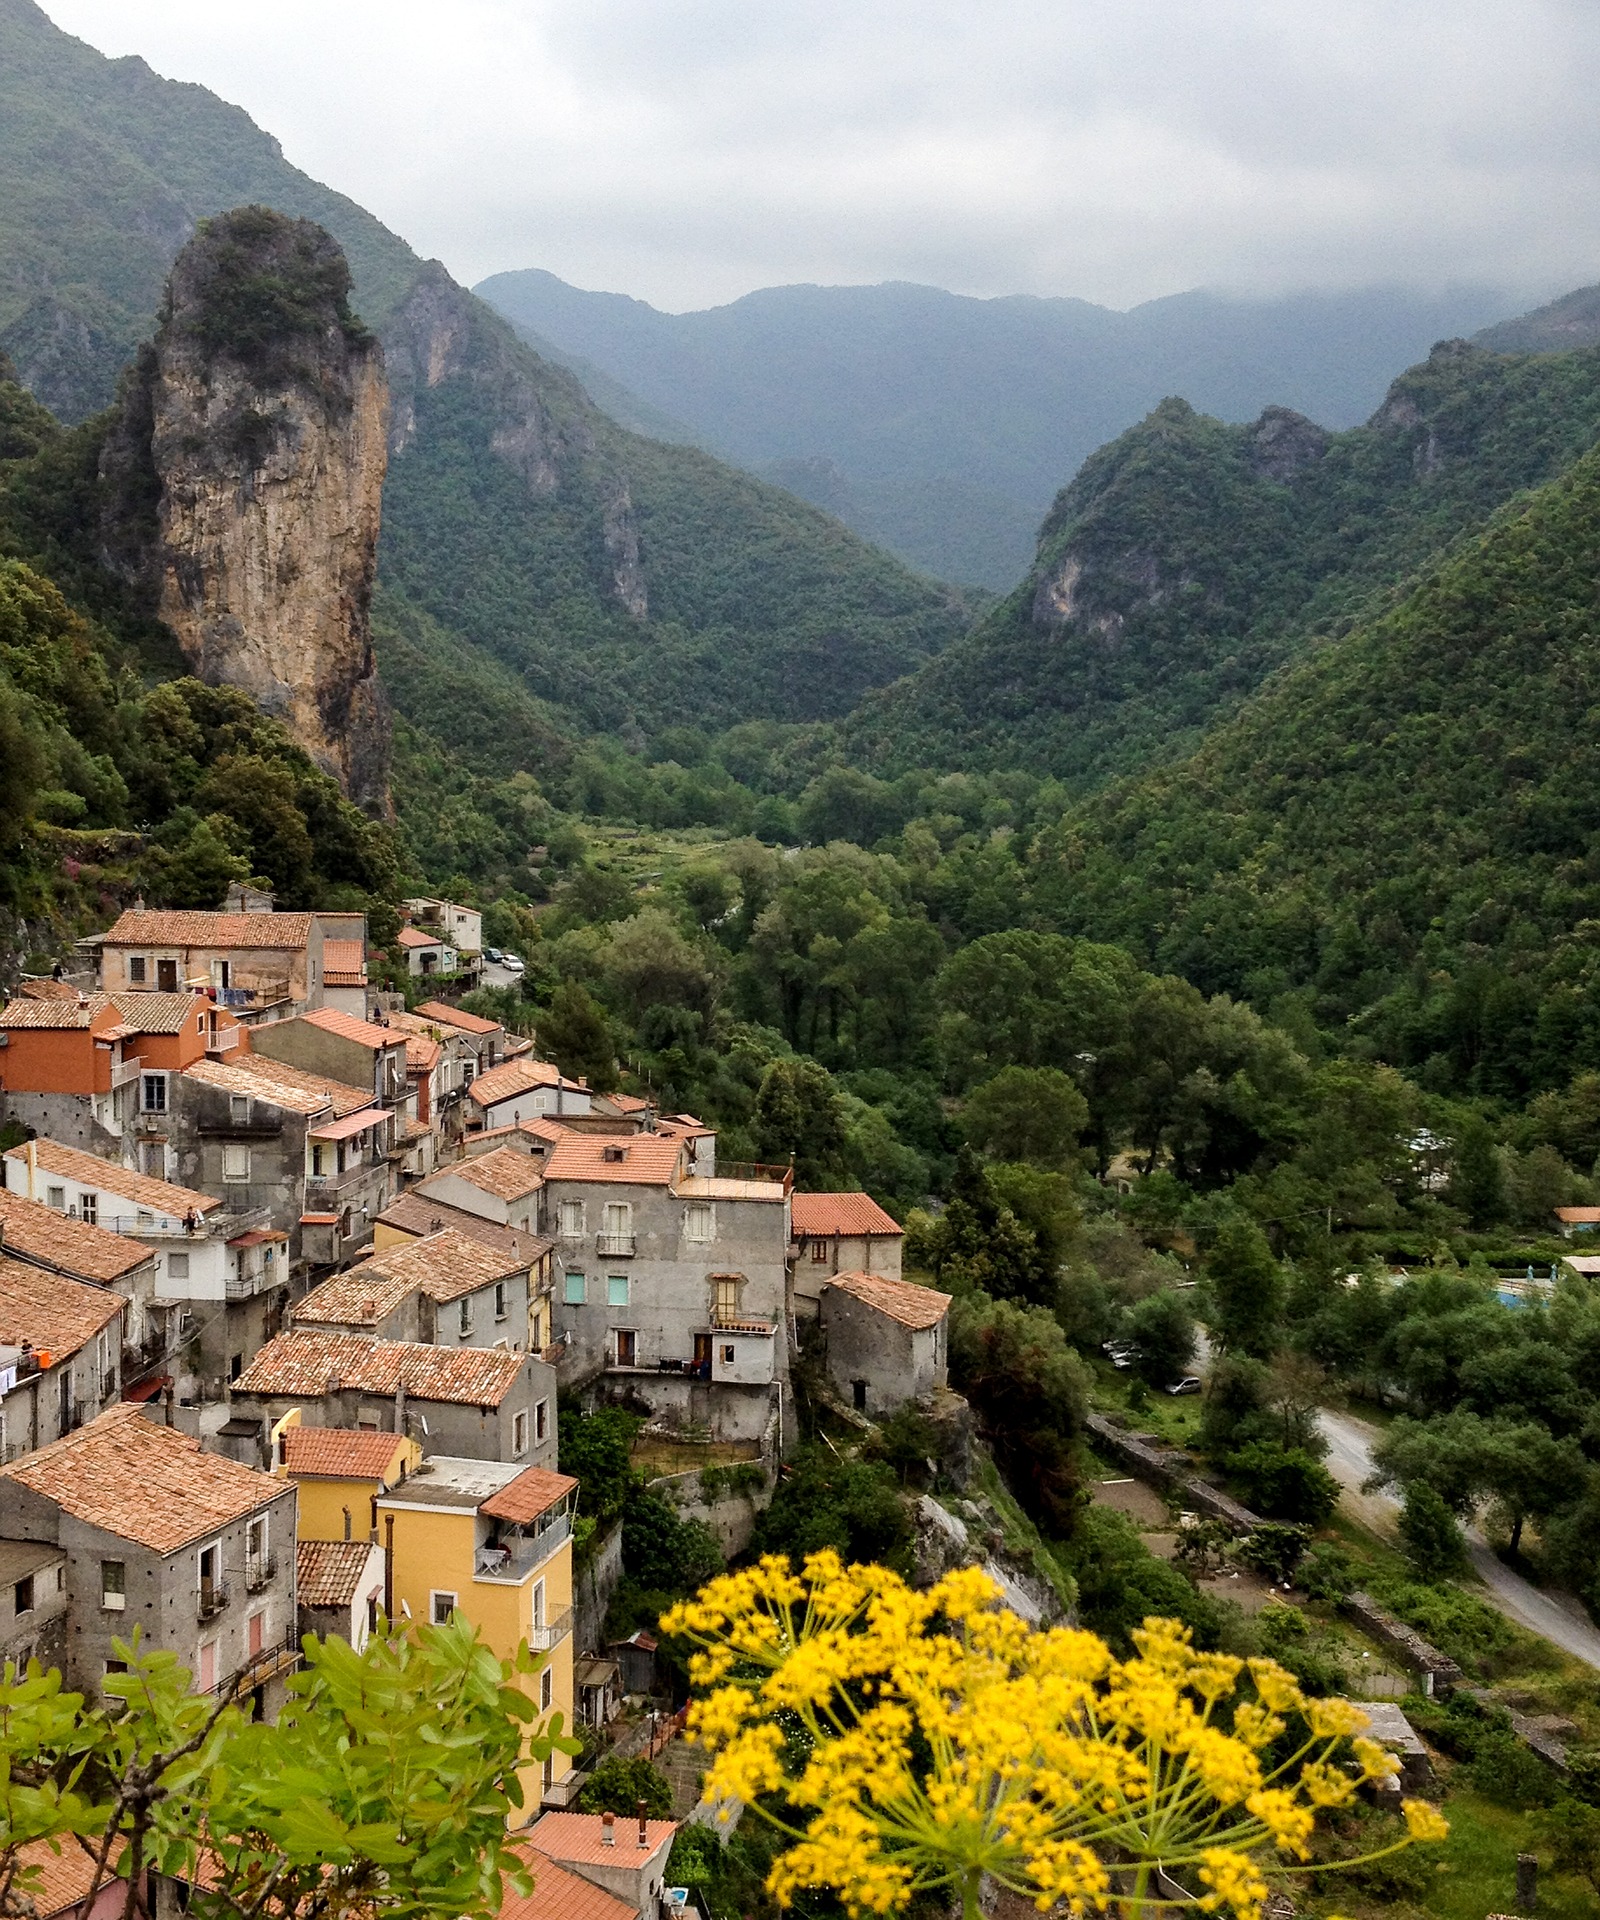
[1458,1685,1572,1776]
[573,1519,624,1657]
[1340,1591,1463,1696]
[1085,1413,1262,1531]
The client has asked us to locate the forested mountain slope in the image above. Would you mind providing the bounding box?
[477,267,1519,588]
[842,336,1600,788]
[0,0,967,756]
[1033,442,1600,1099]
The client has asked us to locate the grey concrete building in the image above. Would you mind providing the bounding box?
[0,1538,68,1672]
[0,1190,158,1376]
[790,1192,905,1314]
[0,1256,126,1460]
[249,1010,408,1113]
[415,1146,545,1233]
[820,1271,952,1417]
[228,1329,558,1471]
[0,1404,299,1710]
[296,1537,385,1650]
[292,1228,533,1352]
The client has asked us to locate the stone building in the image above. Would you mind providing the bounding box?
[0,1257,126,1459]
[93,908,327,1026]
[295,1537,386,1649]
[292,1228,534,1351]
[0,1190,157,1368]
[0,1403,299,1709]
[790,1191,904,1313]
[416,1147,545,1232]
[820,1271,951,1417]
[0,1538,68,1672]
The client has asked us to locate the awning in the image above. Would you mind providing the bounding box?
[309,1107,386,1141]
[228,1229,288,1249]
[299,1212,339,1226]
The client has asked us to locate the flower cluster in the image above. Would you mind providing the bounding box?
[662,1554,1448,1919]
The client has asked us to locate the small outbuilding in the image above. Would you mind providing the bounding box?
[820,1270,951,1418]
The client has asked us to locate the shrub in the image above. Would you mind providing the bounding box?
[1227,1442,1339,1525]
[1398,1481,1469,1581]
[576,1754,674,1819]
[1296,1541,1357,1602]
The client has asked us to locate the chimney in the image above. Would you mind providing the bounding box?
[601,1812,615,1848]
[342,1505,352,1541]
[637,1800,648,1848]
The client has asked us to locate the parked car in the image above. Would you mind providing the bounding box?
[1102,1339,1140,1371]
[483,946,503,964]
[501,953,526,974]
[1165,1376,1203,1396]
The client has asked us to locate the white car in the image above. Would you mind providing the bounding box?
[1165,1376,1203,1396]
[500,953,525,974]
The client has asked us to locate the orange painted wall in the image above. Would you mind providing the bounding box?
[0,1026,110,1095]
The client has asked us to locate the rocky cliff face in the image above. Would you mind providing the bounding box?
[101,207,391,809]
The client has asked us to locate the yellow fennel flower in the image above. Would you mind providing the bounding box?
[1402,1799,1450,1843]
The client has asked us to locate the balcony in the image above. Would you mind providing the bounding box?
[207,1027,240,1054]
[596,1232,635,1257]
[197,1578,230,1621]
[245,1553,277,1594]
[473,1513,572,1585]
[109,1058,142,1091]
[525,1606,573,1653]
[207,1628,301,1700]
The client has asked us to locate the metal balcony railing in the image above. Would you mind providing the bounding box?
[525,1606,573,1653]
[473,1513,572,1585]
[245,1553,277,1593]
[206,1628,301,1701]
[596,1232,635,1257]
[197,1579,230,1621]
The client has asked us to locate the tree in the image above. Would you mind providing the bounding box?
[576,1754,674,1819]
[1449,1114,1507,1226]
[1204,1216,1285,1358]
[752,1056,849,1186]
[1226,1443,1339,1526]
[1398,1482,1470,1581]
[537,982,618,1092]
[0,1618,568,1920]
[1123,1288,1197,1388]
[949,1291,1088,1532]
[664,1553,1448,1920]
[962,1066,1089,1168]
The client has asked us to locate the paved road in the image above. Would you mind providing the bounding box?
[1317,1407,1600,1673]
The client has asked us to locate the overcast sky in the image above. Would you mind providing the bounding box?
[40,0,1600,313]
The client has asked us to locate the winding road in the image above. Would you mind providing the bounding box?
[1317,1407,1600,1673]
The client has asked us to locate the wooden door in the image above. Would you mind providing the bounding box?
[693,1333,712,1377]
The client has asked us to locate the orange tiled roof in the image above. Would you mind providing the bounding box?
[322,939,367,986]
[542,1132,685,1188]
[376,1193,553,1260]
[0,993,112,1029]
[14,980,78,1001]
[107,992,206,1034]
[826,1270,951,1331]
[0,1254,123,1357]
[183,1057,330,1117]
[0,1403,282,1552]
[397,927,445,949]
[17,1835,126,1919]
[469,1058,568,1108]
[296,1537,379,1608]
[101,909,313,949]
[1556,1207,1600,1223]
[282,1425,412,1482]
[293,1264,417,1329]
[415,1000,501,1036]
[422,1147,544,1203]
[192,1051,372,1117]
[299,1007,405,1051]
[480,1465,577,1525]
[5,1138,219,1220]
[527,1812,678,1868]
[299,1230,526,1322]
[791,1191,903,1238]
[501,1848,636,1920]
[234,1330,528,1407]
[0,1191,153,1284]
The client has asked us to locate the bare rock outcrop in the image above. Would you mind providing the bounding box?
[100,207,391,810]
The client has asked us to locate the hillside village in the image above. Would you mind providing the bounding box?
[0,888,944,1919]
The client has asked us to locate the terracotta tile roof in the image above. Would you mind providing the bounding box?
[107,992,205,1034]
[0,1254,124,1357]
[480,1465,577,1525]
[182,1057,330,1117]
[377,1193,552,1260]
[5,1139,219,1220]
[297,1230,524,1322]
[826,1270,951,1331]
[792,1191,903,1237]
[306,1106,386,1142]
[527,1813,678,1869]
[193,1052,372,1117]
[283,1425,411,1482]
[543,1133,685,1188]
[0,1191,154,1284]
[17,1835,126,1919]
[401,1033,440,1071]
[1556,1207,1600,1222]
[415,1000,501,1036]
[14,980,78,1001]
[322,939,367,986]
[298,1007,405,1051]
[603,1092,652,1114]
[296,1537,379,1608]
[101,909,313,950]
[397,927,444,949]
[0,1403,282,1552]
[501,1847,637,1920]
[234,1330,528,1407]
[471,1118,567,1149]
[469,1058,568,1109]
[0,994,111,1029]
[422,1147,544,1203]
[293,1264,417,1329]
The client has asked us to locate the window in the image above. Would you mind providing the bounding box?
[602,1200,632,1236]
[141,1073,166,1113]
[14,1576,33,1617]
[229,1094,250,1124]
[721,1345,736,1365]
[458,1297,472,1337]
[513,1410,529,1456]
[534,1398,548,1445]
[430,1592,457,1625]
[128,957,147,984]
[532,1579,545,1630]
[684,1203,715,1242]
[102,1561,126,1611]
[78,1193,97,1226]
[311,1142,331,1178]
[247,1517,267,1561]
[167,1252,189,1280]
[494,1280,507,1321]
[139,1143,164,1178]
[810,1238,829,1262]
[713,1275,742,1321]
[557,1199,584,1239]
[540,1666,553,1711]
[222,1145,250,1184]
[607,1274,629,1308]
[563,1270,586,1307]
[136,1210,154,1230]
[45,1186,65,1212]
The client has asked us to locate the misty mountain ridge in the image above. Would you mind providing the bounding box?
[476,266,1528,587]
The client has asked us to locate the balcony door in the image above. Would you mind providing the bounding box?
[157,959,179,991]
[614,1329,637,1368]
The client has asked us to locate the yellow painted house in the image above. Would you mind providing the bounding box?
[375,1455,579,1814]
[272,1410,421,1539]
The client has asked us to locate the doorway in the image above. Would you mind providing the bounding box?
[692,1333,712,1377]
[615,1329,637,1368]
[157,959,178,991]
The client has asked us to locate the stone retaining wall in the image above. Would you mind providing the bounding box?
[1340,1591,1463,1695]
[1085,1413,1262,1531]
